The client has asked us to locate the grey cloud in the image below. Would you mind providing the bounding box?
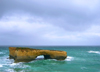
[1,0,100,32]
[0,0,100,45]
[0,30,48,45]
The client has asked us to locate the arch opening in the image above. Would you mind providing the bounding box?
[35,55,44,60]
[35,54,51,60]
[44,55,51,59]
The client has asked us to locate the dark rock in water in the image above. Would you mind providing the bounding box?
[9,47,67,63]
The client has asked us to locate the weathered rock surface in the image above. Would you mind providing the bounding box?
[9,47,67,63]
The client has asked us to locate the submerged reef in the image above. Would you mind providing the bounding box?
[9,47,67,63]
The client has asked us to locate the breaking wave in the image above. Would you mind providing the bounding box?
[88,51,100,54]
[0,52,4,54]
[35,55,44,60]
[36,55,74,61]
[0,64,3,67]
[65,56,74,61]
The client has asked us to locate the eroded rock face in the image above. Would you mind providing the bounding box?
[9,47,67,63]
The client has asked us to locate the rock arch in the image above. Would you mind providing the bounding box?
[9,47,67,63]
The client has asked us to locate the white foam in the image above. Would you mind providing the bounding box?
[10,62,23,66]
[10,63,17,66]
[9,62,30,69]
[7,69,15,72]
[35,55,44,59]
[88,51,100,54]
[0,64,3,67]
[0,52,4,54]
[36,56,74,61]
[65,56,74,61]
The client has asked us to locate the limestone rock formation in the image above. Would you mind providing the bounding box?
[9,47,67,63]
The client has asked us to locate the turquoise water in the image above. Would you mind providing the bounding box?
[0,46,100,72]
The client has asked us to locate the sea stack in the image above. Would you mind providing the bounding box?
[9,47,67,63]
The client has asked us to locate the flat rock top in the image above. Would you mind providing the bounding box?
[9,47,65,52]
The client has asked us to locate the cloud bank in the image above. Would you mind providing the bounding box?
[0,0,100,45]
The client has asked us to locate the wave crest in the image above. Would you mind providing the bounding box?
[65,56,74,61]
[0,52,4,54]
[0,64,3,67]
[88,51,100,54]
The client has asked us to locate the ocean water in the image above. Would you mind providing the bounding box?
[0,46,100,72]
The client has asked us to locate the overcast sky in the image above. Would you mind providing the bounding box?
[0,0,100,46]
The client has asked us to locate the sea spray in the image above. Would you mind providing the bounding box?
[65,56,74,61]
[0,65,3,67]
